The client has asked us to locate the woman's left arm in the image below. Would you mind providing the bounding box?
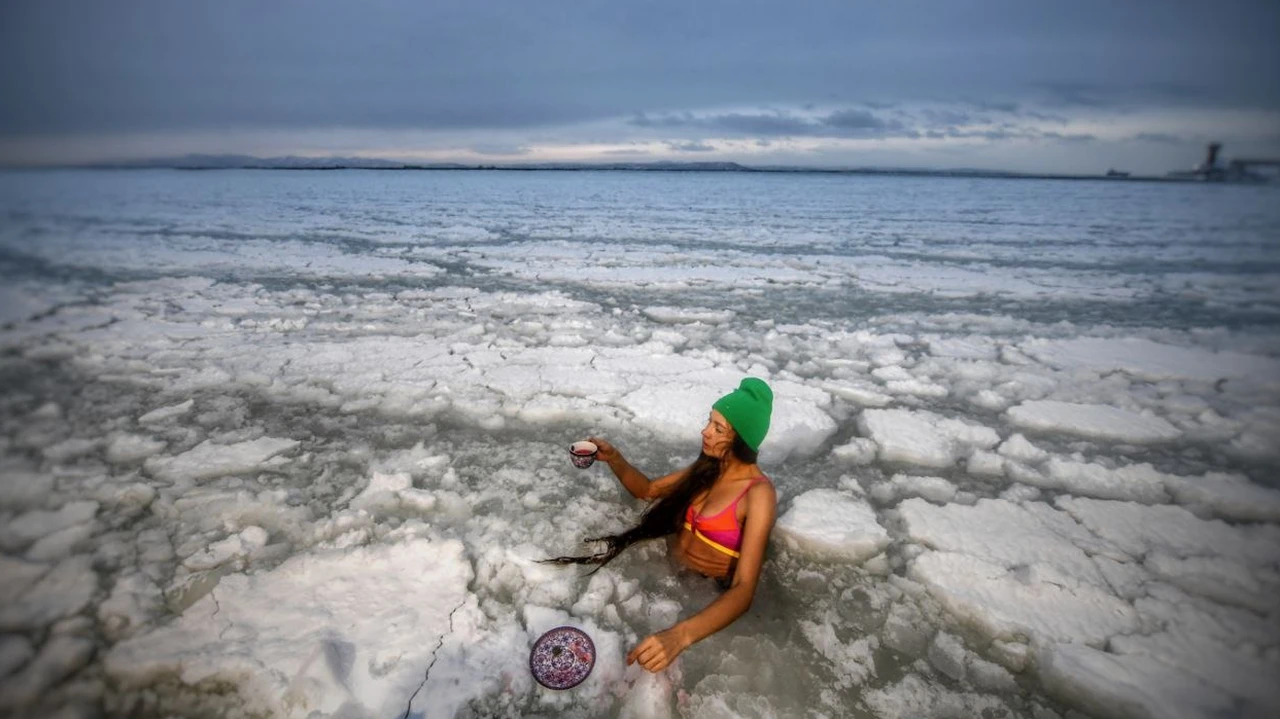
[626,482,778,672]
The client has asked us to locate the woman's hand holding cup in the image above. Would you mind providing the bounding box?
[586,437,619,464]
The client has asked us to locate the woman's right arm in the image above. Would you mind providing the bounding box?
[589,437,688,500]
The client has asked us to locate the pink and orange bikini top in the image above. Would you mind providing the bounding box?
[682,476,770,559]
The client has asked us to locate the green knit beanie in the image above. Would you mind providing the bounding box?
[712,377,773,451]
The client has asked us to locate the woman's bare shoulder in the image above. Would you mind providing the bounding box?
[746,477,777,505]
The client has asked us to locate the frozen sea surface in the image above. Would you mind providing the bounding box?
[1,169,1278,719]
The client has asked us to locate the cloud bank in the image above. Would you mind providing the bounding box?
[1,0,1277,172]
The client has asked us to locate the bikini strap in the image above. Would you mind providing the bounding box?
[728,476,770,505]
[692,476,772,521]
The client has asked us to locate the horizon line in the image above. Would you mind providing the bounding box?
[0,154,1217,183]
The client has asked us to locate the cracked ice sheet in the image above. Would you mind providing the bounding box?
[849,255,1144,301]
[1006,400,1181,443]
[0,281,88,325]
[1039,641,1278,719]
[901,495,1280,716]
[858,407,999,469]
[75,308,836,465]
[9,230,446,281]
[105,537,473,719]
[460,241,1163,303]
[451,242,838,289]
[144,437,300,483]
[17,276,838,462]
[1023,336,1280,385]
[899,498,1138,646]
[3,175,1280,719]
[1055,496,1280,569]
[774,489,890,562]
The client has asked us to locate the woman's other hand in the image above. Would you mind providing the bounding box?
[626,628,689,672]
[587,437,620,464]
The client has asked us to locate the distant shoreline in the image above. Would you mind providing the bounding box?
[1,157,1256,184]
[360,165,1193,183]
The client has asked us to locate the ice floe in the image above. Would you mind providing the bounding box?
[1025,336,1280,384]
[858,408,999,469]
[106,537,472,719]
[0,556,99,632]
[2,169,1279,718]
[1006,400,1181,443]
[775,489,890,561]
[144,437,300,483]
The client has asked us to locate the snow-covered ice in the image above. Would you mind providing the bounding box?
[1,169,1278,718]
[858,407,999,469]
[1007,400,1181,444]
[775,489,890,561]
[144,437,300,483]
[106,538,473,719]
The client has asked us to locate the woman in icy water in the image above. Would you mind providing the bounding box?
[547,378,777,673]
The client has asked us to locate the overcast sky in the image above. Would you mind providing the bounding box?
[2,0,1277,173]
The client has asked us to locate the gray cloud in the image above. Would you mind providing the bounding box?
[709,113,819,136]
[921,109,980,127]
[465,143,531,157]
[1031,77,1264,113]
[960,100,1068,124]
[971,100,1019,114]
[1042,132,1098,143]
[1021,110,1070,124]
[666,141,715,153]
[1,0,1277,173]
[1,0,1276,139]
[629,113,696,130]
[630,106,1098,145]
[1131,132,1186,144]
[1036,82,1117,109]
[631,108,910,139]
[942,127,1097,144]
[823,109,900,131]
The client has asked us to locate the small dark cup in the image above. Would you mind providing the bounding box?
[569,440,598,469]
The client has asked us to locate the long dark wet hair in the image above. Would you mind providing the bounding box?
[543,435,759,572]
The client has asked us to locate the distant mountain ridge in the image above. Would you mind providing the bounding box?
[90,154,456,170]
[87,154,756,172]
[63,154,1195,182]
[83,153,1016,175]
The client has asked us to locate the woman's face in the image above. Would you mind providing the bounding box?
[701,410,734,459]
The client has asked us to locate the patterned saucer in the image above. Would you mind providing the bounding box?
[530,626,595,690]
